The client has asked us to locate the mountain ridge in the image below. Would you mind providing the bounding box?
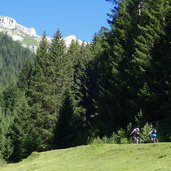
[0,16,83,51]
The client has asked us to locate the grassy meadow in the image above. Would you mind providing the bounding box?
[1,143,171,171]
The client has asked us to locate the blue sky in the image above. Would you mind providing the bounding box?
[0,0,112,42]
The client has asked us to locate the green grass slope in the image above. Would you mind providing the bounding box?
[1,143,171,171]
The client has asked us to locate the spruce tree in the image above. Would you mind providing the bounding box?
[94,0,139,136]
[147,2,171,139]
[130,0,168,122]
[0,86,31,161]
[48,30,67,112]
[25,33,57,151]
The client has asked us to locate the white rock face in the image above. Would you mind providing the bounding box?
[0,16,16,29]
[0,16,37,37]
[64,35,83,47]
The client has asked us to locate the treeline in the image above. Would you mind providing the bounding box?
[0,0,171,163]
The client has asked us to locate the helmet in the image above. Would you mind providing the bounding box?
[136,128,140,131]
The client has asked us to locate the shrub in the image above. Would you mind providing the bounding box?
[89,128,129,145]
[140,123,154,143]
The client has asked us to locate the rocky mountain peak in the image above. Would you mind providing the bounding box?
[0,16,37,37]
[0,16,84,51]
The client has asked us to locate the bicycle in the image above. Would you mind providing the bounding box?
[131,135,141,144]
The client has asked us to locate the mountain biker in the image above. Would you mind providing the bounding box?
[130,127,140,144]
[148,129,158,143]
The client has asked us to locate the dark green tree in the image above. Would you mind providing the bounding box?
[147,2,171,140]
[53,90,76,148]
[94,0,139,136]
[0,109,13,160]
[0,86,31,162]
[130,0,169,122]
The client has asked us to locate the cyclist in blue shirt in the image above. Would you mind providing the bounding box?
[148,129,158,143]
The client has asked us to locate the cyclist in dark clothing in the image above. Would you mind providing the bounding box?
[130,127,140,144]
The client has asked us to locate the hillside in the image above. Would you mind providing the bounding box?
[1,143,171,171]
[0,32,34,90]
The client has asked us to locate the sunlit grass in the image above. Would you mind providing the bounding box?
[21,36,39,47]
[1,143,171,171]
